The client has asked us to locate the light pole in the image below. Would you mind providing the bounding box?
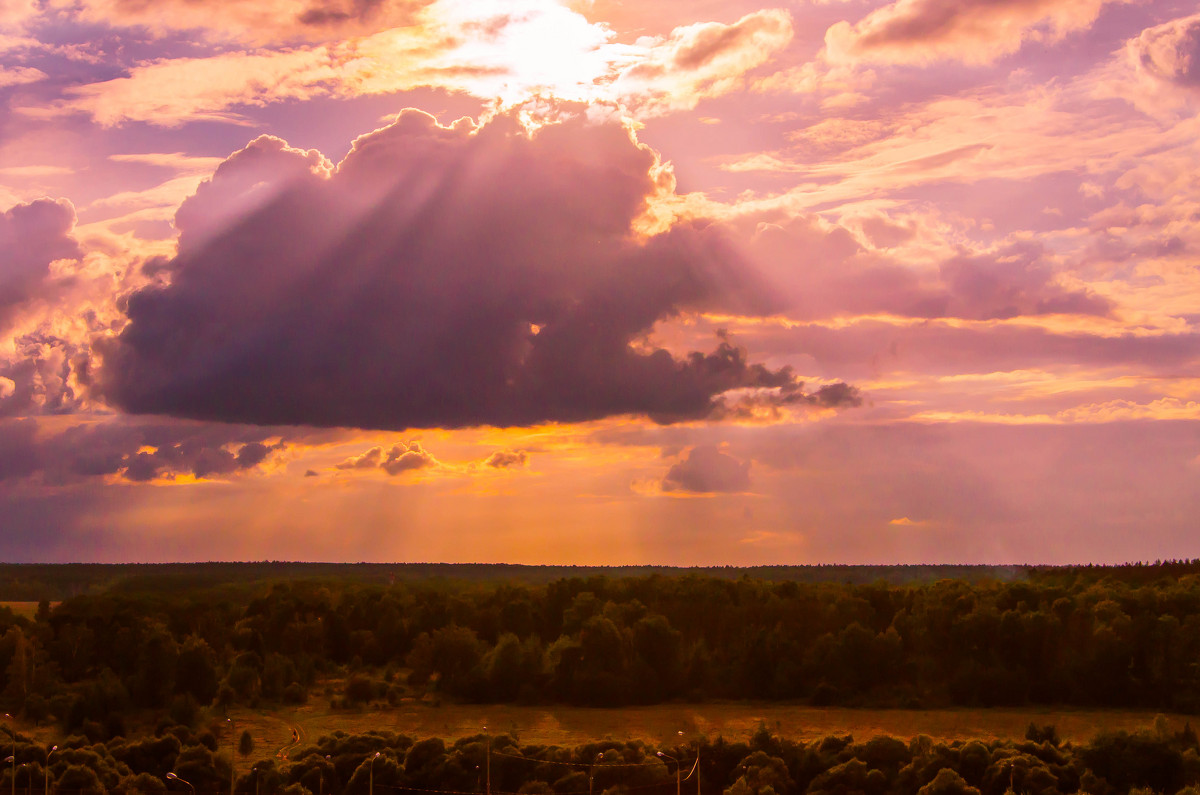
[228,719,236,795]
[589,752,603,795]
[167,773,197,795]
[319,755,330,795]
[483,726,490,795]
[656,752,680,795]
[369,751,380,795]
[43,746,55,795]
[4,713,15,795]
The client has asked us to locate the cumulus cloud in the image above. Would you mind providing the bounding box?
[824,0,1129,65]
[0,332,89,417]
[484,449,528,469]
[0,199,81,331]
[335,441,437,474]
[661,445,751,493]
[97,109,840,430]
[1129,14,1200,92]
[0,417,284,485]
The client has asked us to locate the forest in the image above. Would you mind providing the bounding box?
[1,722,1200,795]
[0,563,1199,793]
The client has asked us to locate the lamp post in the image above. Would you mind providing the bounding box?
[483,726,489,795]
[43,746,55,795]
[4,713,15,795]
[589,752,603,795]
[369,752,380,795]
[167,773,197,795]
[228,719,236,795]
[319,755,330,795]
[656,752,680,795]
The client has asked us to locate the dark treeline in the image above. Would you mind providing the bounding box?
[2,724,1200,795]
[0,564,1200,733]
[0,564,1033,602]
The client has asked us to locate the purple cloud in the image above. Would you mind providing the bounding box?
[1133,13,1200,90]
[0,199,80,331]
[662,445,751,493]
[96,110,841,430]
[484,449,528,469]
[0,417,284,485]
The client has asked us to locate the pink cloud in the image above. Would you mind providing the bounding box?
[0,198,81,331]
[824,0,1130,65]
[96,109,846,430]
[1130,13,1200,92]
[661,444,752,493]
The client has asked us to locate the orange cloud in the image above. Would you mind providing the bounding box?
[47,4,793,126]
[824,0,1131,65]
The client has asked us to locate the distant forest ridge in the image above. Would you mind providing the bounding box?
[1,559,1199,600]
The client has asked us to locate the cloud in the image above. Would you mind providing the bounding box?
[824,0,1129,65]
[96,109,840,430]
[1131,14,1200,90]
[0,332,89,417]
[0,417,284,485]
[661,445,751,493]
[0,199,81,331]
[742,216,1109,321]
[938,241,1112,320]
[68,0,433,44]
[0,65,44,88]
[335,440,437,474]
[48,4,792,126]
[484,449,528,469]
[614,10,794,115]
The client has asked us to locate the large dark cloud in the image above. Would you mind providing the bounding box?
[0,199,80,331]
[97,109,828,430]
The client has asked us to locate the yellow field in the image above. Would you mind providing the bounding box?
[222,699,1189,766]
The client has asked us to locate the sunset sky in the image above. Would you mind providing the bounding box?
[1,0,1198,564]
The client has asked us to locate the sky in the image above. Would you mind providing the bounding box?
[1,0,1198,565]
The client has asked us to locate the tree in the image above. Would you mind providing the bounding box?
[918,769,980,795]
[239,730,255,757]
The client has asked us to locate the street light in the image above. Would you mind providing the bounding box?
[483,726,489,795]
[589,752,603,795]
[227,719,236,795]
[369,752,381,795]
[319,755,330,795]
[4,713,15,795]
[44,746,56,795]
[167,773,197,795]
[656,752,680,795]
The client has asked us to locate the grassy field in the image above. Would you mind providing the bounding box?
[220,699,1189,766]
